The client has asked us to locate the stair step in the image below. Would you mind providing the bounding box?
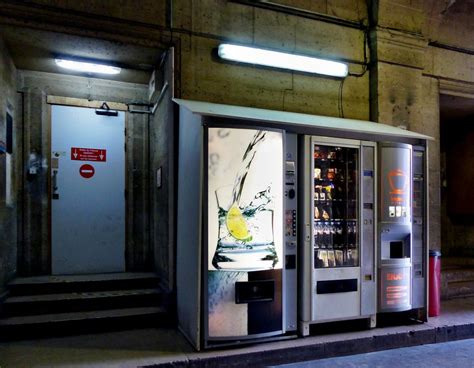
[446,280,474,299]
[6,288,160,303]
[0,306,164,326]
[442,257,474,268]
[442,268,474,283]
[0,306,174,341]
[1,288,165,317]
[8,273,160,296]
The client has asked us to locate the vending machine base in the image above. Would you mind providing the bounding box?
[299,314,376,337]
[377,308,426,326]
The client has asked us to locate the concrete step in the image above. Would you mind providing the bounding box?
[8,272,161,296]
[445,280,474,299]
[1,288,164,317]
[442,267,474,283]
[442,257,474,268]
[0,306,174,341]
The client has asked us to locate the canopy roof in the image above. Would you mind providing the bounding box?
[174,99,433,141]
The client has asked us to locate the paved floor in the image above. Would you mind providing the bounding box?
[0,328,194,368]
[270,338,474,368]
[1,297,474,367]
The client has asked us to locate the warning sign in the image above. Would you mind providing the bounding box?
[79,164,95,179]
[71,147,106,162]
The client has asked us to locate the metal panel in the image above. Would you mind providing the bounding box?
[412,147,426,309]
[284,133,298,332]
[51,105,125,275]
[298,135,312,334]
[361,143,377,317]
[311,267,361,321]
[176,107,203,350]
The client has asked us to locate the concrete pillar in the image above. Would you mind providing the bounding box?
[369,4,441,251]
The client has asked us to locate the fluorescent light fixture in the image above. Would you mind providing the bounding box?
[55,58,121,75]
[217,44,348,78]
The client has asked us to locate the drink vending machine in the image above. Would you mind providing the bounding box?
[377,143,428,316]
[175,99,430,350]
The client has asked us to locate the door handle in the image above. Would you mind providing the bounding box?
[52,169,59,200]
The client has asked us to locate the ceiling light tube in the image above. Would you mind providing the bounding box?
[55,58,121,75]
[217,44,348,78]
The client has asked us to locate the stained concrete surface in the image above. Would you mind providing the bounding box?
[270,338,474,368]
[0,328,194,368]
[1,297,474,367]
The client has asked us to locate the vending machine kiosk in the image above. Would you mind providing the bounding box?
[175,99,431,349]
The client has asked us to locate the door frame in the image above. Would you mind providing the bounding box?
[47,96,129,274]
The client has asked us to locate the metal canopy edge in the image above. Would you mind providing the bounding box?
[173,99,433,141]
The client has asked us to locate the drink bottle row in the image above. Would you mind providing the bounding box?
[314,248,358,268]
[314,203,357,221]
[313,220,357,250]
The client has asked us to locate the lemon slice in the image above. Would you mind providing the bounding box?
[226,205,252,241]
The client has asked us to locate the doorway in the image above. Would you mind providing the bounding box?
[51,104,126,275]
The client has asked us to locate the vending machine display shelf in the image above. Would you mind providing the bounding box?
[314,248,358,268]
[313,218,357,222]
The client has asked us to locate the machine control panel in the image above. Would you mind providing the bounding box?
[284,133,298,332]
[286,209,297,237]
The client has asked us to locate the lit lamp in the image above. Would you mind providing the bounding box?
[55,58,121,75]
[217,44,348,78]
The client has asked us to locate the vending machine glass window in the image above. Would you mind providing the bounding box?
[313,144,359,268]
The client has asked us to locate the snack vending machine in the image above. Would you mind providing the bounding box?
[299,137,377,335]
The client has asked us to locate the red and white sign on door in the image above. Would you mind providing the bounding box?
[79,164,95,179]
[71,147,106,162]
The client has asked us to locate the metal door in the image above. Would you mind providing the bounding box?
[51,105,125,275]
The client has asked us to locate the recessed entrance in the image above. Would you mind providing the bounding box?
[0,23,172,278]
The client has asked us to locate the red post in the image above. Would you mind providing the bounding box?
[428,250,441,317]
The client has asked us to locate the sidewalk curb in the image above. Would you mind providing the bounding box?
[143,323,474,367]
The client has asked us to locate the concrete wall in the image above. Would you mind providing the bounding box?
[16,71,151,275]
[1,0,474,280]
[175,0,369,119]
[150,50,175,290]
[0,37,18,293]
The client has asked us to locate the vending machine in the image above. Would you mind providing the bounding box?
[176,100,298,350]
[377,143,428,318]
[299,137,377,335]
[378,143,413,312]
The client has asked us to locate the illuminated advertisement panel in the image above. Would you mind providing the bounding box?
[379,267,411,310]
[380,145,411,223]
[207,127,283,338]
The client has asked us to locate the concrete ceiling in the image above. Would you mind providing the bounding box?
[440,94,474,121]
[0,25,164,84]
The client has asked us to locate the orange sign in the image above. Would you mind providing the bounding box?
[388,169,408,204]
